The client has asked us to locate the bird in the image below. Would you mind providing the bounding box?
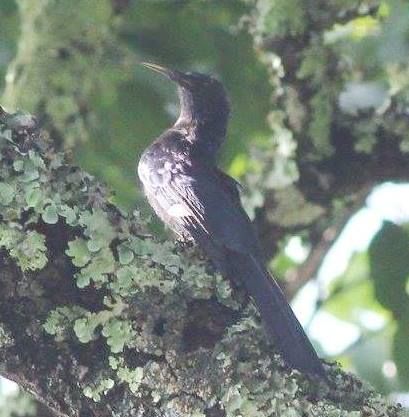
[137,62,325,377]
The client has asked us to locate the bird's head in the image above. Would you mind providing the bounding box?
[141,63,230,134]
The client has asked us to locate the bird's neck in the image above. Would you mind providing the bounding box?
[173,87,229,158]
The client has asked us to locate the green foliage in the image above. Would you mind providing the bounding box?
[369,221,409,316]
[248,0,307,39]
[308,90,333,158]
[393,319,409,387]
[346,326,397,395]
[326,221,409,391]
[369,221,409,388]
[0,389,36,417]
[325,252,389,325]
[2,0,119,149]
[0,0,18,94]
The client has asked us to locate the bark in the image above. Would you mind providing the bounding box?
[0,107,405,417]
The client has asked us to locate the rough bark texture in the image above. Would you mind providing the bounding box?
[0,108,405,417]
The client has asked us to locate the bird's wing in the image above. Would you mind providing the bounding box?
[155,162,261,257]
[143,158,325,376]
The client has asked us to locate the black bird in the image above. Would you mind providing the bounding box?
[138,63,325,376]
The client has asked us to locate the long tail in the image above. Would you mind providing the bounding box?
[226,250,325,376]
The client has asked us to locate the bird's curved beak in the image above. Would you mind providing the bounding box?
[141,62,173,77]
[141,62,192,88]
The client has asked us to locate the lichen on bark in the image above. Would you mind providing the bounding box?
[0,106,405,417]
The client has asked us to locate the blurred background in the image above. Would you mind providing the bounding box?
[1,0,409,414]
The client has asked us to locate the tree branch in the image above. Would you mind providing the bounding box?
[0,105,405,417]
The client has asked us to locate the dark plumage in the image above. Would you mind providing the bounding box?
[137,63,325,376]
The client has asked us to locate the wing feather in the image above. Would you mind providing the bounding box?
[156,163,261,256]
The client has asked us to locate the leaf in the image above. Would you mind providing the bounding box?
[325,252,389,324]
[347,325,396,394]
[393,319,409,388]
[369,221,409,315]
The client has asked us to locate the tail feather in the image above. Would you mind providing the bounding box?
[226,250,325,376]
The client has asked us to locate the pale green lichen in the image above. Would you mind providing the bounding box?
[110,357,144,394]
[0,323,14,349]
[242,110,300,218]
[65,238,91,268]
[0,183,15,205]
[353,120,378,154]
[43,306,88,342]
[83,378,115,402]
[246,0,306,42]
[102,318,135,354]
[74,247,116,288]
[79,209,116,253]
[266,187,325,227]
[0,225,47,272]
[1,104,405,414]
[68,298,134,352]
